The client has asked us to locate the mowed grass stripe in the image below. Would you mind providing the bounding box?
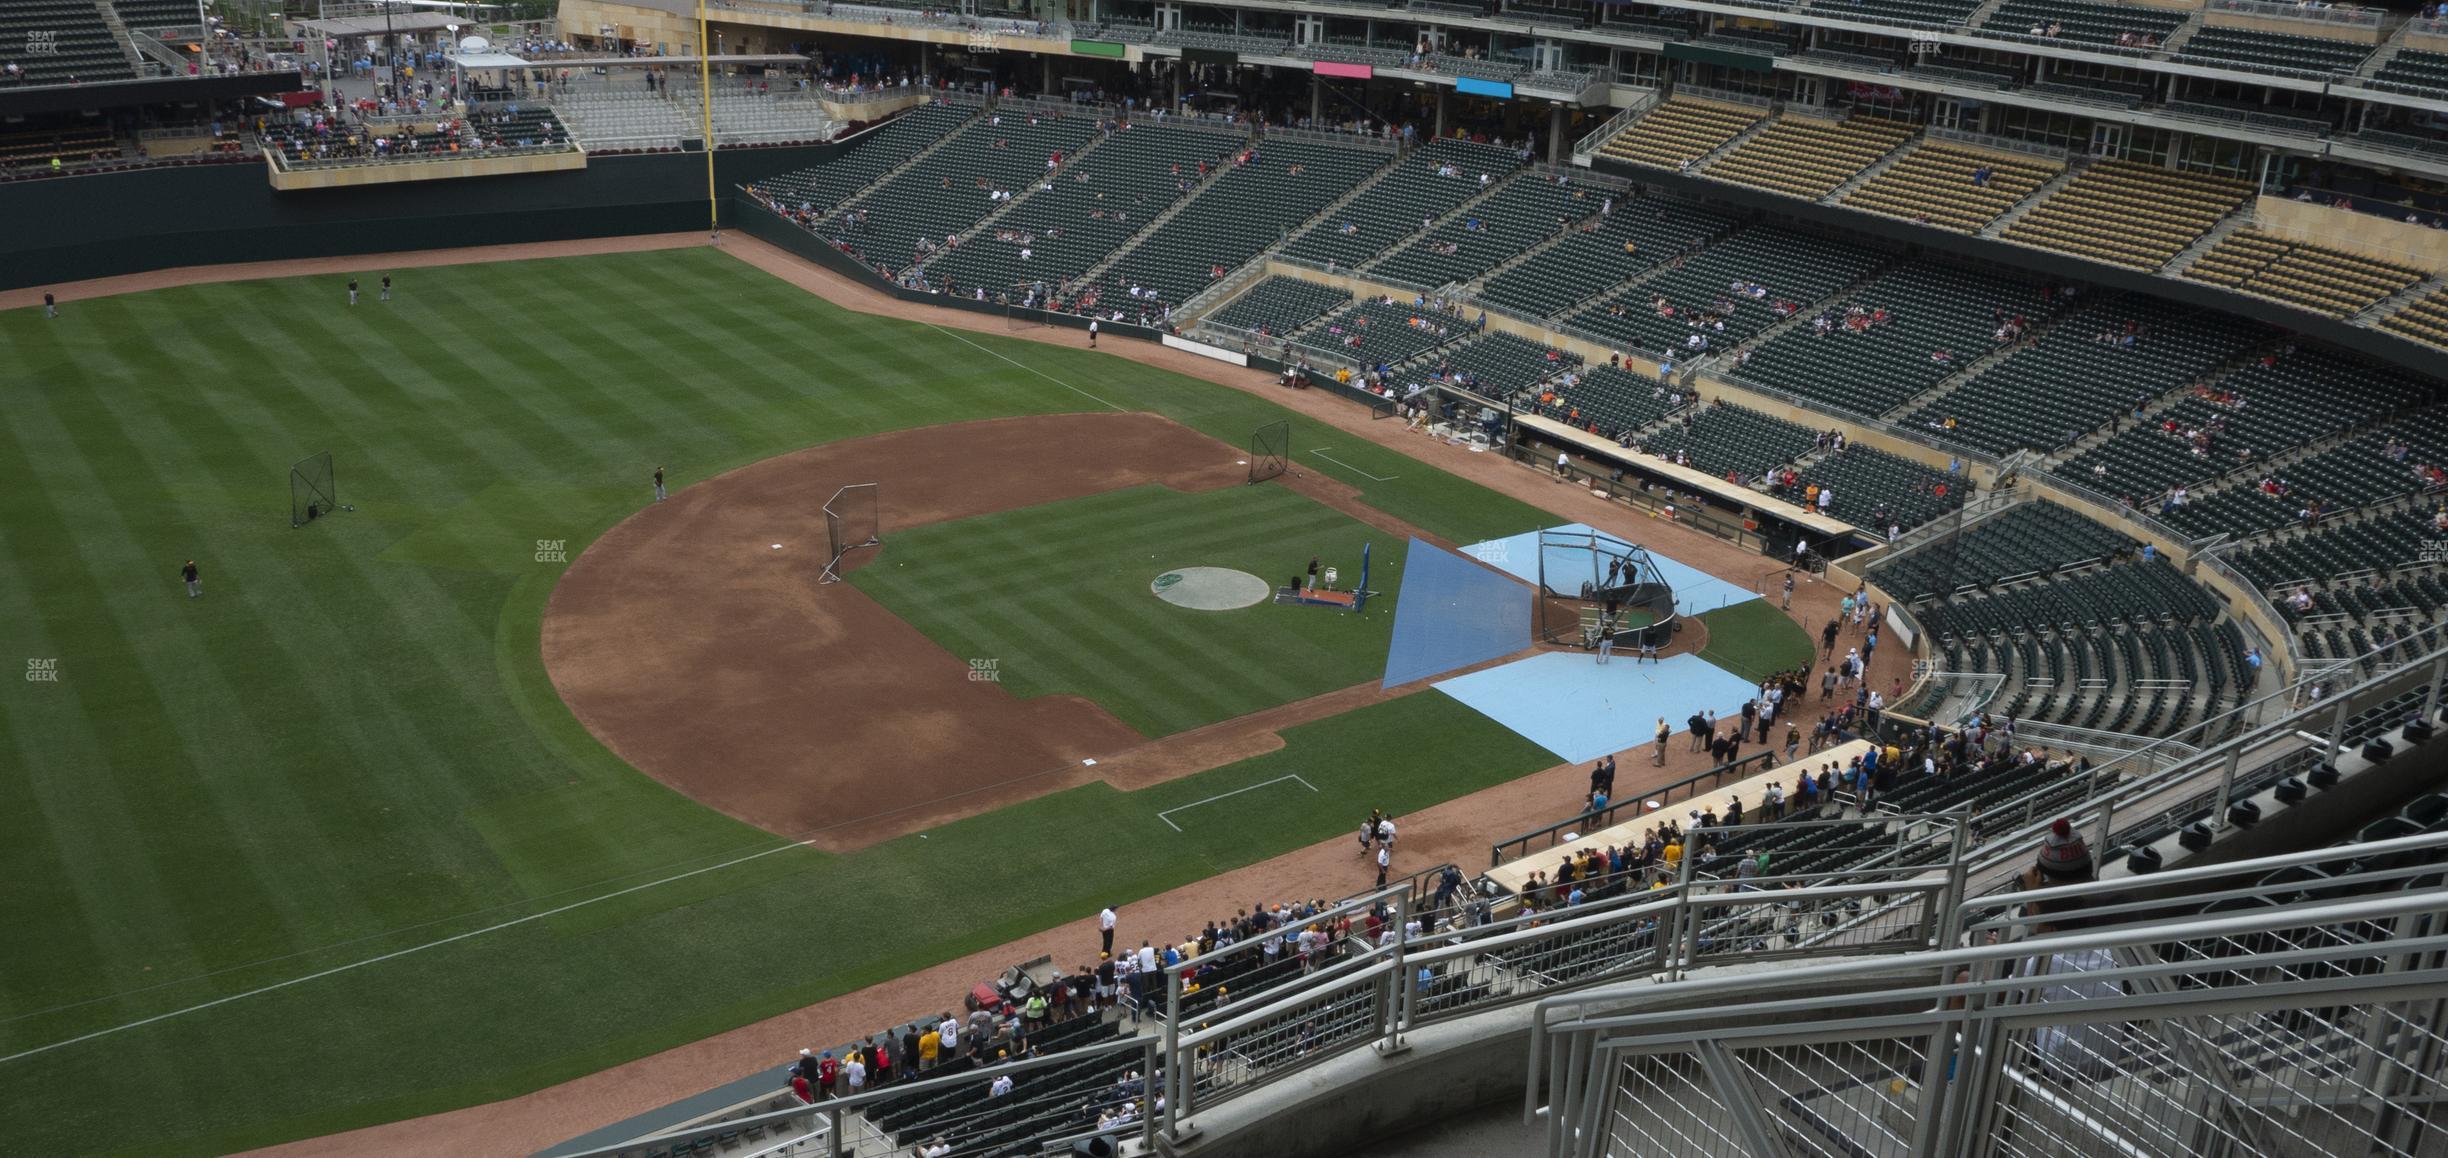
[0,395,311,982]
[25,359,388,954]
[0,251,1568,1154]
[855,486,1401,735]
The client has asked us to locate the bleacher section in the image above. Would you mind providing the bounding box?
[2182,228,2429,318]
[1635,402,1818,479]
[0,0,135,84]
[0,123,119,171]
[1915,555,2237,733]
[753,103,974,218]
[1780,445,1967,532]
[1279,138,1519,272]
[1532,365,1696,439]
[1371,170,1587,288]
[867,1014,1133,1156]
[1595,98,1767,170]
[2000,160,2252,271]
[2175,27,2373,77]
[111,0,200,32]
[1872,501,2131,603]
[1300,298,1475,364]
[2168,407,2448,540]
[2382,286,2448,350]
[2370,48,2448,97]
[1734,262,2051,419]
[1422,331,1582,397]
[831,112,1101,271]
[1840,142,2060,233]
[1477,196,1737,320]
[1206,275,1350,337]
[1981,0,2187,48]
[1564,225,1887,357]
[1840,0,1987,28]
[1908,296,2259,456]
[2058,349,2432,500]
[930,121,1244,296]
[1094,137,1389,311]
[2235,511,2441,591]
[1701,114,1917,200]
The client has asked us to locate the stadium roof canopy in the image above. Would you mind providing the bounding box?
[293,13,462,36]
[445,50,530,68]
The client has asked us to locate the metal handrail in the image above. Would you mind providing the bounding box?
[2204,0,2384,29]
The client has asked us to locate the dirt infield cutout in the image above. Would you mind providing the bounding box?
[1151,566,1271,610]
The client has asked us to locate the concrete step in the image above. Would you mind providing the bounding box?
[831,102,990,219]
[2355,269,2448,326]
[1821,132,1925,205]
[1978,155,2092,239]
[2159,207,2252,276]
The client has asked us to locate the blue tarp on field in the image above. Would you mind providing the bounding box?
[1381,537,1533,688]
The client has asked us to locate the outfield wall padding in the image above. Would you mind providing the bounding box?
[0,145,849,292]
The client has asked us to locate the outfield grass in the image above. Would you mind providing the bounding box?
[855,485,1407,736]
[0,247,1560,1155]
[1693,600,1818,685]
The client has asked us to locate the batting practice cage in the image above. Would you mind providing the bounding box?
[289,450,341,528]
[820,482,882,583]
[1249,420,1290,485]
[1533,527,1679,649]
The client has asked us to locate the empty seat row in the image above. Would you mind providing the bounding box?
[2183,228,2427,319]
[1701,114,1918,201]
[1596,98,1767,170]
[1841,142,2060,233]
[2000,159,2251,271]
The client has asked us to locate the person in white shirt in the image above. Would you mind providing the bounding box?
[937,1015,961,1057]
[989,1073,1013,1097]
[1098,906,1117,955]
[846,1057,867,1094]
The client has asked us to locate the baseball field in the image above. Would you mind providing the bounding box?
[0,243,1647,1155]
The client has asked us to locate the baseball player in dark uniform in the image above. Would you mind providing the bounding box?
[652,466,667,502]
[181,559,202,598]
[347,279,359,306]
[380,275,392,302]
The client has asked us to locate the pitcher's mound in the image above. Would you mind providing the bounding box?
[1153,567,1271,610]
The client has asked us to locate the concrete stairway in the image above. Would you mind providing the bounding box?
[1356,166,1525,277]
[909,127,1123,271]
[827,106,991,221]
[2356,270,2447,325]
[1977,156,2092,239]
[1821,133,1926,204]
[2159,208,2252,276]
[90,0,150,76]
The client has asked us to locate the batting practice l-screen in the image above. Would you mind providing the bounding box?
[1249,420,1290,485]
[820,482,881,583]
[290,450,338,528]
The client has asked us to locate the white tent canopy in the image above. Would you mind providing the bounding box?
[445,50,530,69]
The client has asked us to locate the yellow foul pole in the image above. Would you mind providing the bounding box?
[697,0,718,235]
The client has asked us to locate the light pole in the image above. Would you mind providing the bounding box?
[379,0,396,98]
[445,22,458,101]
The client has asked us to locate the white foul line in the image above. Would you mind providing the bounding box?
[1157,774,1320,832]
[1307,449,1398,481]
[0,836,819,1066]
[922,322,1127,412]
